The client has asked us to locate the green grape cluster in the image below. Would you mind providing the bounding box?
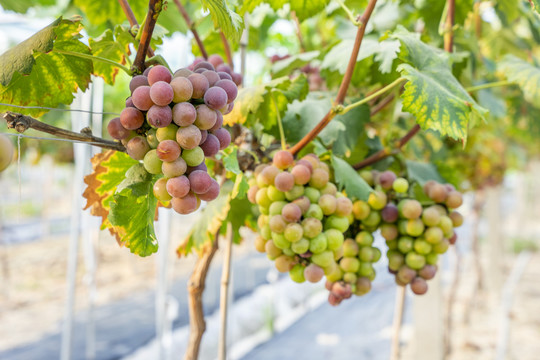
[106,55,238,214]
[248,151,354,285]
[352,170,464,295]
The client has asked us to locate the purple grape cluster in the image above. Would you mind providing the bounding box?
[107,55,238,214]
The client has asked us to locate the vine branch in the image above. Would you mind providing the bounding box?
[117,0,155,57]
[220,31,234,69]
[173,0,208,59]
[289,0,378,155]
[2,112,126,152]
[444,0,455,52]
[133,0,163,74]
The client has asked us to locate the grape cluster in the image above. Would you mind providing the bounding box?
[248,151,354,284]
[106,55,238,214]
[353,170,463,295]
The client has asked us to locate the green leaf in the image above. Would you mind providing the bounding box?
[240,0,329,21]
[321,37,379,74]
[529,0,540,14]
[391,27,487,140]
[331,155,372,201]
[178,181,234,256]
[88,29,127,85]
[498,55,540,106]
[0,17,93,117]
[224,195,255,243]
[73,0,148,27]
[222,146,241,174]
[332,104,370,163]
[108,168,159,257]
[231,172,249,199]
[201,0,244,43]
[405,160,445,186]
[0,0,54,13]
[271,51,320,77]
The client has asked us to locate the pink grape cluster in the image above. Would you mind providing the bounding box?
[106,55,237,214]
[248,151,354,285]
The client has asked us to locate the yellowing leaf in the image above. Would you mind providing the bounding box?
[498,55,540,106]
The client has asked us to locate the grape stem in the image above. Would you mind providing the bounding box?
[117,0,155,57]
[340,78,407,115]
[53,49,132,75]
[173,0,208,59]
[335,0,360,26]
[271,92,287,150]
[289,0,378,155]
[220,31,234,69]
[132,0,163,74]
[465,80,512,92]
[2,112,126,152]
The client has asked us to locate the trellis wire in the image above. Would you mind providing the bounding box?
[0,102,120,116]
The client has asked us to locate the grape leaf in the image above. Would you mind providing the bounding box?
[0,0,54,13]
[201,0,244,43]
[391,27,487,140]
[224,75,309,129]
[177,181,233,256]
[224,195,255,243]
[321,37,379,74]
[0,17,93,117]
[332,104,370,163]
[271,51,320,78]
[405,160,445,186]
[88,29,127,85]
[241,0,329,21]
[73,0,148,27]
[221,145,241,174]
[83,151,138,242]
[331,155,372,201]
[108,165,159,257]
[498,55,540,106]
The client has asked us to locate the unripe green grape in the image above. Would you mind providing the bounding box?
[325,264,343,282]
[181,147,204,167]
[265,240,282,260]
[432,238,450,254]
[156,124,179,142]
[289,264,306,283]
[254,236,267,253]
[304,187,321,203]
[260,225,271,240]
[147,129,159,148]
[282,247,295,257]
[153,178,172,202]
[392,178,409,193]
[311,250,335,268]
[357,263,375,278]
[439,216,454,236]
[320,182,337,196]
[343,239,359,257]
[398,236,414,253]
[309,233,328,254]
[291,238,310,254]
[255,188,272,208]
[284,223,304,242]
[355,277,372,296]
[422,206,441,227]
[325,229,344,251]
[257,214,269,229]
[371,247,381,262]
[269,215,287,233]
[333,245,344,260]
[398,220,408,234]
[285,185,304,201]
[271,232,291,250]
[306,204,324,220]
[414,239,432,255]
[380,223,398,241]
[143,150,163,174]
[386,239,398,250]
[258,206,269,215]
[363,211,381,228]
[405,252,426,270]
[425,226,444,244]
[358,170,374,185]
[426,253,439,265]
[324,215,350,232]
[319,194,337,215]
[302,218,323,238]
[275,255,295,273]
[162,158,187,178]
[267,185,285,202]
[269,201,287,215]
[343,272,357,284]
[388,251,405,271]
[368,191,387,210]
[355,231,374,246]
[309,168,329,189]
[352,200,370,220]
[359,246,374,262]
[399,199,423,219]
[406,218,425,237]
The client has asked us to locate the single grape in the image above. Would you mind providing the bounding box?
[215,79,238,103]
[309,168,329,189]
[411,277,428,295]
[212,128,231,150]
[130,75,149,93]
[358,170,374,185]
[272,232,291,250]
[355,231,374,246]
[202,70,220,87]
[318,194,337,215]
[153,178,172,202]
[304,264,324,283]
[446,191,463,209]
[149,81,174,106]
[166,176,190,198]
[267,186,286,202]
[143,150,163,174]
[363,211,381,228]
[216,63,232,74]
[320,182,337,196]
[274,172,295,192]
[378,170,397,190]
[418,264,437,280]
[272,150,294,170]
[406,218,425,237]
[388,251,405,271]
[210,111,224,132]
[399,199,423,219]
[269,215,287,233]
[352,200,371,220]
[335,197,353,217]
[380,223,398,241]
[381,203,399,223]
[422,206,441,227]
[302,218,323,238]
[398,236,414,253]
[282,203,302,223]
[156,140,181,162]
[126,136,150,160]
[439,216,454,236]
[217,71,232,81]
[425,226,444,244]
[172,102,197,127]
[247,185,259,204]
[449,232,458,245]
[292,196,310,214]
[188,170,213,195]
[147,105,172,128]
[414,239,432,255]
[405,252,426,270]
[125,97,135,108]
[194,61,215,72]
[254,236,267,253]
[194,104,217,130]
[208,54,224,67]
[171,193,200,214]
[311,250,334,268]
[325,215,349,232]
[120,107,144,130]
[231,72,243,86]
[147,65,172,85]
[107,117,130,140]
[393,178,409,193]
[432,238,450,254]
[182,147,205,167]
[173,68,193,78]
[306,204,323,220]
[265,240,282,260]
[397,265,416,284]
[289,264,306,283]
[170,77,193,103]
[132,85,153,111]
[284,223,304,242]
[156,124,178,142]
[428,183,448,203]
[304,187,321,204]
[327,292,342,306]
[162,157,187,178]
[176,125,202,150]
[325,229,344,250]
[275,255,296,273]
[332,281,352,299]
[188,73,209,99]
[289,165,310,185]
[143,66,152,76]
[291,238,310,254]
[200,134,220,157]
[367,191,387,210]
[285,185,304,201]
[146,128,159,148]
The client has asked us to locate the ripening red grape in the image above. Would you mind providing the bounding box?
[120,107,144,130]
[186,162,207,175]
[304,264,324,283]
[291,165,311,185]
[273,150,294,170]
[107,117,130,140]
[171,193,200,214]
[428,183,448,202]
[166,176,190,198]
[173,68,193,78]
[335,197,353,217]
[156,140,181,162]
[208,54,224,67]
[216,64,232,74]
[418,265,437,280]
[210,111,223,132]
[198,180,220,201]
[194,104,217,130]
[282,203,302,223]
[215,79,238,103]
[194,61,215,72]
[130,75,149,93]
[188,73,209,99]
[176,125,202,150]
[153,178,172,202]
[381,203,399,223]
[218,72,232,81]
[231,72,243,86]
[150,81,174,106]
[132,86,153,111]
[170,77,193,103]
[212,128,231,150]
[446,191,463,208]
[274,172,295,192]
[147,105,172,128]
[202,70,220,87]
[200,134,220,157]
[172,102,197,127]
[126,136,150,160]
[378,170,397,190]
[147,65,172,85]
[309,168,329,189]
[411,277,428,295]
[204,86,228,110]
[188,170,213,194]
